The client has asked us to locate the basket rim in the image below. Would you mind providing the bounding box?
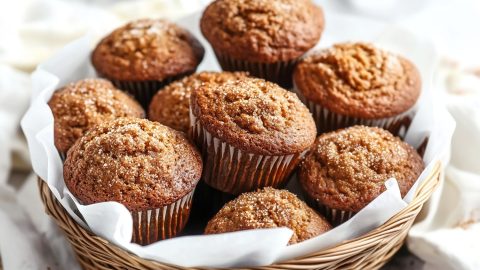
[38,161,441,269]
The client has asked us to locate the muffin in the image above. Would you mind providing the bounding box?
[191,77,316,195]
[149,71,248,133]
[298,126,424,225]
[63,117,202,245]
[92,19,205,108]
[48,78,145,160]
[200,0,324,88]
[205,187,332,244]
[293,42,422,136]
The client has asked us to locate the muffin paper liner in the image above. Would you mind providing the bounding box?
[96,71,194,110]
[305,196,356,226]
[320,206,355,226]
[213,50,297,89]
[190,109,305,195]
[294,88,416,137]
[131,189,195,245]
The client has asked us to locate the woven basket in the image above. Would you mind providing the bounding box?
[38,161,440,270]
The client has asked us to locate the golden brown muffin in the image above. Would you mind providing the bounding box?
[191,77,316,155]
[293,42,421,119]
[92,19,204,82]
[205,187,331,244]
[149,71,248,133]
[299,126,424,213]
[63,117,202,211]
[48,79,144,154]
[200,0,324,88]
[200,0,324,63]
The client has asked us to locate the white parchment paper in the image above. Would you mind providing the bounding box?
[21,12,456,268]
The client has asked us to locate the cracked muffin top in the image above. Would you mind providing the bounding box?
[293,42,422,118]
[191,77,317,155]
[48,79,145,154]
[299,126,424,212]
[205,187,331,244]
[63,117,202,211]
[200,0,324,62]
[92,19,204,81]
[149,71,248,133]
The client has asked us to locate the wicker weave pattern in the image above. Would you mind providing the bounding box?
[38,161,440,270]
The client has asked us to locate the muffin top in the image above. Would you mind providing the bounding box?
[191,77,317,155]
[200,0,324,62]
[205,187,331,244]
[299,126,424,212]
[149,71,248,133]
[48,79,144,154]
[63,117,202,211]
[294,42,422,118]
[92,19,205,81]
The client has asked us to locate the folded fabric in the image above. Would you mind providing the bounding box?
[408,69,480,270]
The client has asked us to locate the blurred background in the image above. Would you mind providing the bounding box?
[0,0,479,269]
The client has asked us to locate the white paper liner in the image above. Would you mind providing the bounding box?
[20,12,456,268]
[190,107,305,195]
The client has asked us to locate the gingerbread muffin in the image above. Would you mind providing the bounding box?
[149,71,247,133]
[64,117,202,245]
[293,42,422,136]
[191,77,316,194]
[298,125,424,225]
[48,78,144,159]
[205,188,332,244]
[200,0,324,88]
[92,19,205,108]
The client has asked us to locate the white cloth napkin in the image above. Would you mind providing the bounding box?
[407,67,480,270]
[0,66,30,182]
[0,0,210,72]
[0,65,76,270]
